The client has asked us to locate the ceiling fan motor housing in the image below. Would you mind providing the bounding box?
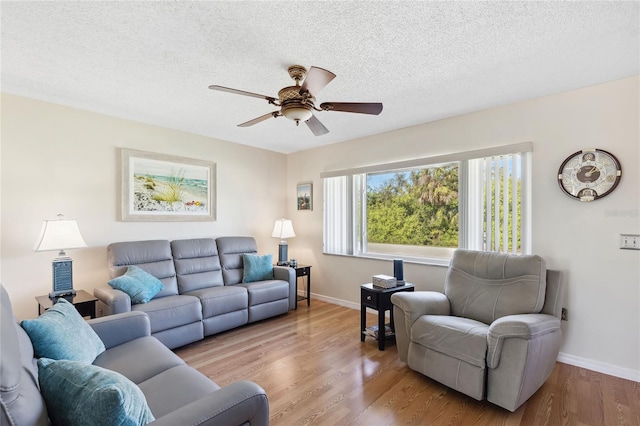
[279,86,314,123]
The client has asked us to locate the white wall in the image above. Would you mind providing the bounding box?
[286,76,640,380]
[1,94,288,320]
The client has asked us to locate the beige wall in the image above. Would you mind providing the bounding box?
[2,77,638,380]
[1,94,288,320]
[286,76,640,380]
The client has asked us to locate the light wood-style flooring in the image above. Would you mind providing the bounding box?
[174,300,640,426]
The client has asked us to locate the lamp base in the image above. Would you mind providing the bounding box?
[49,289,76,298]
[50,257,75,298]
[277,242,288,266]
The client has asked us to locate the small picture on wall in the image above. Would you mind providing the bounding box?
[297,183,312,211]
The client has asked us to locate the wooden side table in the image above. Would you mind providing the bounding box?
[294,265,311,308]
[361,283,415,350]
[36,289,98,319]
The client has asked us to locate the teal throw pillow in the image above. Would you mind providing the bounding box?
[21,298,105,364]
[108,265,164,304]
[242,254,274,283]
[38,358,155,426]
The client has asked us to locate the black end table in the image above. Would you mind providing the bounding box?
[361,283,415,350]
[36,289,98,319]
[294,265,311,308]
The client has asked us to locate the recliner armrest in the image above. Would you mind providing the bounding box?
[390,291,450,326]
[487,313,561,369]
[148,380,269,426]
[88,311,151,349]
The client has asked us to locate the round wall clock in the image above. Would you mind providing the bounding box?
[557,148,622,202]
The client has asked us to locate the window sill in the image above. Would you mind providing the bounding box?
[322,251,451,268]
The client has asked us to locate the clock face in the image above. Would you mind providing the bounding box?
[557,149,622,201]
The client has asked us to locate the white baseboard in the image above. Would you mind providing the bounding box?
[308,292,640,383]
[557,352,640,382]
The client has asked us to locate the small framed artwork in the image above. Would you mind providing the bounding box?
[297,182,313,211]
[120,148,216,221]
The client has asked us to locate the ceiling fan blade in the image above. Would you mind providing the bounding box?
[299,66,336,96]
[320,102,383,115]
[238,111,279,127]
[209,85,276,103]
[305,114,329,136]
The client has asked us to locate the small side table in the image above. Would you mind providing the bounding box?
[294,265,311,309]
[361,283,415,350]
[36,289,98,319]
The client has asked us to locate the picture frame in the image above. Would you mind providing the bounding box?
[297,182,313,211]
[120,148,216,221]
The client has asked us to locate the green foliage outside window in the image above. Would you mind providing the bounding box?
[367,165,459,248]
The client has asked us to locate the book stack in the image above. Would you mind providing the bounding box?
[364,324,393,339]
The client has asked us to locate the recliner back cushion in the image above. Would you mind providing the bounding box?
[1,285,49,426]
[216,237,258,285]
[444,249,546,324]
[108,240,178,297]
[172,238,224,293]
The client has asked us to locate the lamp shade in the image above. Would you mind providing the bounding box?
[34,217,87,254]
[271,218,296,240]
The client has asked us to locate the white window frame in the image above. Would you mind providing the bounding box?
[322,142,532,265]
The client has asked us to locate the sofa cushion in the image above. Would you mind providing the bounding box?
[21,298,105,363]
[138,365,220,418]
[216,236,258,285]
[242,254,274,283]
[240,280,289,306]
[108,240,179,298]
[93,336,184,385]
[411,315,489,368]
[131,295,202,334]
[108,265,164,304]
[444,249,547,324]
[1,285,49,426]
[186,286,248,318]
[172,238,224,293]
[38,358,155,426]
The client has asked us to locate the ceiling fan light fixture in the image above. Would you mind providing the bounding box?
[281,105,313,123]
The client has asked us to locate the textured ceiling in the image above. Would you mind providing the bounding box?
[1,1,638,154]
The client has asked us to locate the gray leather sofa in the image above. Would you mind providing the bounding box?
[391,249,564,412]
[94,236,296,349]
[0,283,269,426]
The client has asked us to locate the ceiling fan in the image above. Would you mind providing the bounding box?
[208,65,383,136]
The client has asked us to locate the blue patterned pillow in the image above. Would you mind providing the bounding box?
[21,298,105,363]
[38,358,155,426]
[242,254,274,283]
[108,265,164,304]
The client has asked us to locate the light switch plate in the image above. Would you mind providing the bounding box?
[620,234,640,250]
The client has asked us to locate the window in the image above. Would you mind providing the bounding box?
[322,143,531,264]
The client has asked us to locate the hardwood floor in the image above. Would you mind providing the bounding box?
[174,300,640,426]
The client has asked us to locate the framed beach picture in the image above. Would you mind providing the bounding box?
[297,182,312,211]
[120,148,216,221]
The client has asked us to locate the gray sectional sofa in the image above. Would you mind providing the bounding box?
[94,236,296,349]
[0,283,269,426]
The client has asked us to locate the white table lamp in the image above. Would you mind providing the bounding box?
[34,214,87,297]
[271,218,295,266]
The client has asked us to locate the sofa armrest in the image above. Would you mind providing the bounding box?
[94,285,132,316]
[149,380,268,426]
[87,311,151,349]
[487,313,561,369]
[273,266,296,310]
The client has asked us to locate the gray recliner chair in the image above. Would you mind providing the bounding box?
[391,249,564,411]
